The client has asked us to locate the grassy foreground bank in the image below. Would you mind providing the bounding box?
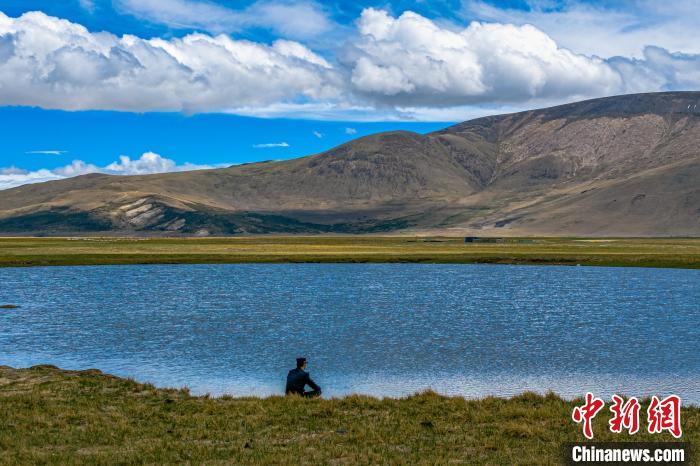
[0,366,697,465]
[1,236,699,268]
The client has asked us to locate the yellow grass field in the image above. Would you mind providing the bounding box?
[0,236,699,268]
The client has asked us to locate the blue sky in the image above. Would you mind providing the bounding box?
[1,0,699,189]
[0,107,445,171]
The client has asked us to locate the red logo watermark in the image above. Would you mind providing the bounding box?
[572,393,682,439]
[572,392,605,439]
[609,394,641,435]
[647,395,682,438]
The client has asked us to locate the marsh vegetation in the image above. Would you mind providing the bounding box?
[1,236,698,268]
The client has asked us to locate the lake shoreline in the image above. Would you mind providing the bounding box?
[3,364,700,406]
[1,236,699,269]
[2,364,697,464]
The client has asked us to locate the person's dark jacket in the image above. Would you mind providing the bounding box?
[285,368,321,395]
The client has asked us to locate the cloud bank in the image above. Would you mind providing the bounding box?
[0,152,214,190]
[0,8,699,119]
[0,10,340,114]
[463,0,700,59]
[346,8,621,107]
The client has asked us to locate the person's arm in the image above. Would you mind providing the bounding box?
[305,373,321,392]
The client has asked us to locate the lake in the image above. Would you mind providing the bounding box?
[1,264,698,404]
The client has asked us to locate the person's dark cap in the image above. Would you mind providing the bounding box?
[296,357,307,368]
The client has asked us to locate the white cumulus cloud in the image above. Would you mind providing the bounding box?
[0,152,215,190]
[462,0,700,59]
[1,166,70,189]
[0,10,342,113]
[0,8,699,120]
[609,46,700,94]
[345,8,622,107]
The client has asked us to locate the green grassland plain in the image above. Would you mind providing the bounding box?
[0,236,699,268]
[0,365,697,465]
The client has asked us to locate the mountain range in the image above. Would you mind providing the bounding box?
[1,92,699,236]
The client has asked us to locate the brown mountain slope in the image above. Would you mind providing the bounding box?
[1,92,699,236]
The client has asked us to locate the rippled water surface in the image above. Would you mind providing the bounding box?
[1,264,698,403]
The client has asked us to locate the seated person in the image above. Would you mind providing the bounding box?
[285,357,322,398]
